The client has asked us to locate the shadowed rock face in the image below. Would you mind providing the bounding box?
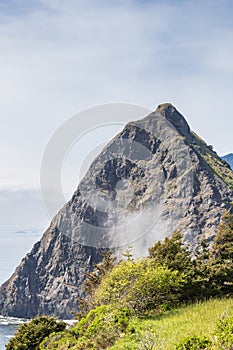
[0,104,233,319]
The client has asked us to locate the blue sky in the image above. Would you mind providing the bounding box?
[0,0,233,231]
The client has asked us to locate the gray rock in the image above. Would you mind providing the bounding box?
[222,153,233,170]
[0,103,233,319]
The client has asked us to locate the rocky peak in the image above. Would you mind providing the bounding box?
[156,103,191,138]
[0,104,232,319]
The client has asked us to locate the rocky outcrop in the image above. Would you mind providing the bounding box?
[0,103,233,319]
[222,153,233,170]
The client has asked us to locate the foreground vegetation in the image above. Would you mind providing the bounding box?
[7,211,233,349]
[110,298,233,349]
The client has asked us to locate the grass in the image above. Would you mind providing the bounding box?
[109,298,233,349]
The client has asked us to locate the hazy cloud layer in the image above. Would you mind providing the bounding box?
[0,188,49,232]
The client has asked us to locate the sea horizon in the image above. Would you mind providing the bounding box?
[0,230,42,285]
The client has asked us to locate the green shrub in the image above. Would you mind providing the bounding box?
[175,335,212,349]
[149,217,233,301]
[149,231,192,273]
[95,258,186,314]
[6,316,66,350]
[39,331,76,350]
[214,315,233,349]
[207,212,233,296]
[41,305,132,350]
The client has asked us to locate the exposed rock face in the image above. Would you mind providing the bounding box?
[222,153,233,170]
[0,103,233,319]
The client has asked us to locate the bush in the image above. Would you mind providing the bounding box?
[175,335,212,349]
[175,315,233,350]
[95,258,186,314]
[214,315,233,349]
[149,231,192,274]
[41,305,132,350]
[6,316,66,350]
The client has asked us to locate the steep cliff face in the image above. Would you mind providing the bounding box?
[0,104,233,319]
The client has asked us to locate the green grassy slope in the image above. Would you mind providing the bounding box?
[40,298,233,350]
[110,298,233,349]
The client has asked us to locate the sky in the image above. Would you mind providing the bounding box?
[0,0,233,232]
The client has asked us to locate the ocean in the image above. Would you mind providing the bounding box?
[0,317,25,349]
[0,231,42,349]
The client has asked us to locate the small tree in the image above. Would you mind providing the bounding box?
[211,211,233,261]
[122,245,133,261]
[148,231,193,273]
[84,249,116,295]
[6,316,66,350]
[207,211,233,295]
[76,249,116,319]
[148,231,201,301]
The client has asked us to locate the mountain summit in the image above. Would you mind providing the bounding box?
[0,104,233,319]
[156,103,191,137]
